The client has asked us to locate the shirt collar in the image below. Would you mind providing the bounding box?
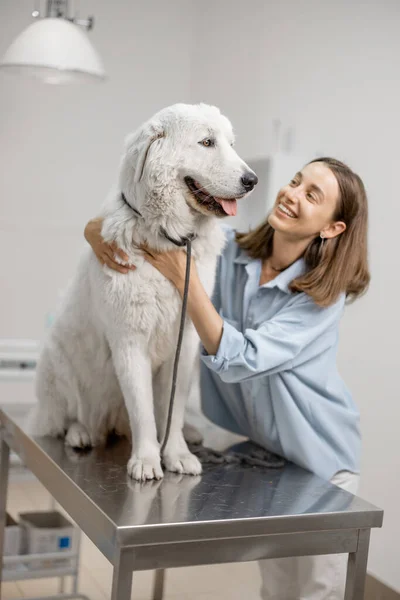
[234,249,306,294]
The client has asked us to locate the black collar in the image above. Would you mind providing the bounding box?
[120,192,196,248]
[120,192,142,218]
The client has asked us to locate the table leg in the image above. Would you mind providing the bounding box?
[0,436,10,600]
[152,569,166,600]
[111,548,132,600]
[344,528,371,599]
[58,576,65,594]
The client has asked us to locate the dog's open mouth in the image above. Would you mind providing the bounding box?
[184,176,239,217]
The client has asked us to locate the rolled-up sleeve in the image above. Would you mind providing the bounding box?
[200,295,344,383]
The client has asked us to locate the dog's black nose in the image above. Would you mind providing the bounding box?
[241,172,258,191]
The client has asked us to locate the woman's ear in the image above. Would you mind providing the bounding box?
[321,221,346,240]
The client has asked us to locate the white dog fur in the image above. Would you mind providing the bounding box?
[29,103,256,481]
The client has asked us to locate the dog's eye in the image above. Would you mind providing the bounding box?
[200,138,214,148]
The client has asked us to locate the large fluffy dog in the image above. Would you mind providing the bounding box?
[30,103,257,481]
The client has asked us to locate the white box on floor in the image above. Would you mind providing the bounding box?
[19,511,77,569]
[4,513,21,556]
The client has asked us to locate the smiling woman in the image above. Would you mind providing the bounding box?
[236,157,370,306]
[84,152,370,600]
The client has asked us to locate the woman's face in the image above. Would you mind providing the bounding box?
[268,162,345,241]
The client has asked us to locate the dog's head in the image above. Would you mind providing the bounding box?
[119,103,257,221]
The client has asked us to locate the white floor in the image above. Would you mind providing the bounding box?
[3,474,262,600]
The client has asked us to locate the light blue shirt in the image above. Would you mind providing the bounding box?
[200,225,361,480]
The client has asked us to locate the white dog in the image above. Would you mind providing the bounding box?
[30,103,257,481]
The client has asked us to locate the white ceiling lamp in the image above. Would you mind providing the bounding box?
[0,0,106,84]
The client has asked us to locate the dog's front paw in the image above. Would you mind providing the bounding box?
[65,422,92,449]
[163,450,202,476]
[127,455,164,481]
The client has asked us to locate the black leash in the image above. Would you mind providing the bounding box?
[188,440,286,469]
[160,236,192,455]
[120,192,194,455]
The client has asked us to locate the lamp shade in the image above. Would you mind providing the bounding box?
[0,18,106,84]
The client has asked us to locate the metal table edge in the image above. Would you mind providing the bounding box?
[115,507,384,547]
[0,409,119,562]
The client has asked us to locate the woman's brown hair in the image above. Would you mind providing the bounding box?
[235,157,370,307]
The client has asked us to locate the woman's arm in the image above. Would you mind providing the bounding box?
[141,247,344,383]
[200,297,343,383]
[84,218,134,274]
[183,274,224,356]
[140,247,224,355]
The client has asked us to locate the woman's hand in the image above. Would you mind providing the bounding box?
[84,218,134,274]
[141,245,196,295]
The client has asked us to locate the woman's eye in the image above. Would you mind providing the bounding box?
[306,192,316,202]
[290,179,298,186]
[200,138,214,147]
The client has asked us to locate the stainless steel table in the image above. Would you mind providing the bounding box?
[0,408,383,600]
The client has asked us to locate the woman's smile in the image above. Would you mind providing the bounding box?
[276,202,298,219]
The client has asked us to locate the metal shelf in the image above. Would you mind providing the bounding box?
[3,549,76,581]
[3,494,90,599]
[3,565,76,582]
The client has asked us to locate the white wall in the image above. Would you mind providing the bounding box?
[190,0,400,590]
[0,0,193,341]
[1,0,399,591]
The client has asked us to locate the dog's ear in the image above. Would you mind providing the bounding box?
[125,120,165,183]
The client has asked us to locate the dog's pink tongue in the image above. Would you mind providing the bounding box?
[216,198,237,216]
